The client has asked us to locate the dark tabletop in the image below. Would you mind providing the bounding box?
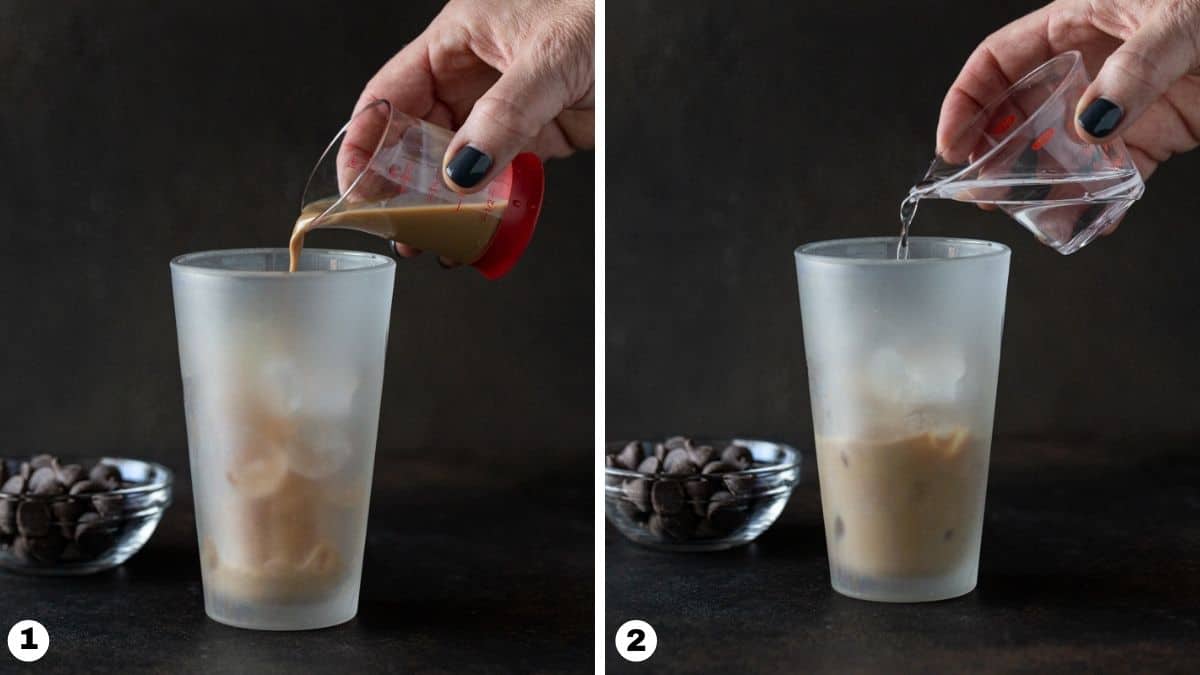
[0,448,592,674]
[606,436,1200,674]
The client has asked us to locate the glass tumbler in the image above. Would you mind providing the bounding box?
[795,237,1009,602]
[171,248,394,629]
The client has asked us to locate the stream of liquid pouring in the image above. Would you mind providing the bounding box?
[897,191,921,260]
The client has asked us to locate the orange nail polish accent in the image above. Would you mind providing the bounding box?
[1032,128,1054,151]
[989,114,1016,135]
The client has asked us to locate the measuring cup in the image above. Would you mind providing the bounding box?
[299,99,544,279]
[913,50,1144,254]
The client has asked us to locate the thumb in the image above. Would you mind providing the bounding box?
[1076,12,1198,141]
[442,56,569,193]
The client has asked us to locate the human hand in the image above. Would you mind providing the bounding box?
[938,0,1200,188]
[339,0,594,261]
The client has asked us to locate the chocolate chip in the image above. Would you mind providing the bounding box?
[0,505,15,537]
[834,515,845,539]
[29,454,55,470]
[16,501,51,537]
[663,458,698,476]
[636,456,661,474]
[28,467,65,496]
[840,451,850,468]
[616,442,642,470]
[944,528,954,541]
[701,460,737,475]
[0,476,23,536]
[648,511,697,541]
[663,436,690,451]
[622,478,652,512]
[650,479,685,515]
[55,462,85,487]
[0,501,14,536]
[25,531,67,564]
[724,471,756,495]
[688,445,716,467]
[721,444,753,469]
[91,493,124,520]
[663,447,689,468]
[69,480,104,496]
[663,448,699,475]
[89,463,123,489]
[76,512,114,557]
[684,478,714,516]
[53,498,87,540]
[707,491,746,533]
[646,513,668,539]
[604,455,622,486]
[616,497,645,523]
[1,475,25,495]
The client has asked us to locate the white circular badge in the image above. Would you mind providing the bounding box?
[8,620,49,662]
[615,619,657,663]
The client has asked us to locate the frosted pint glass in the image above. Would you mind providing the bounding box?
[171,249,395,629]
[795,237,1010,602]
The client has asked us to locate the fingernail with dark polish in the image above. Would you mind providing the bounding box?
[1079,97,1122,138]
[445,145,492,188]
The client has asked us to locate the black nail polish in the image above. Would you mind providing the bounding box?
[445,145,492,188]
[1079,97,1122,138]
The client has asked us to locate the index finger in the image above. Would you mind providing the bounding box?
[336,36,437,193]
[936,8,1056,163]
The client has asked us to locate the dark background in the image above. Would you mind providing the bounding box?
[0,0,594,461]
[606,0,1200,442]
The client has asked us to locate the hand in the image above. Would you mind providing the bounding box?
[938,0,1200,189]
[340,0,594,261]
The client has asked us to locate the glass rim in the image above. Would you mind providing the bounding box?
[169,247,396,277]
[794,236,1010,265]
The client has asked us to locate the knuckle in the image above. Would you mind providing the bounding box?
[473,94,541,144]
[1107,48,1167,92]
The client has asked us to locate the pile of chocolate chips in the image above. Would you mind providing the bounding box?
[606,436,758,542]
[0,455,125,565]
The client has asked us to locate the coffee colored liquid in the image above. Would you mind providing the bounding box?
[288,197,505,272]
[816,428,988,578]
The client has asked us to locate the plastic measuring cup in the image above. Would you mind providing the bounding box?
[909,51,1144,254]
[296,99,544,279]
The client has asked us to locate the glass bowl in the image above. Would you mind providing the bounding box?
[0,457,173,575]
[604,438,801,552]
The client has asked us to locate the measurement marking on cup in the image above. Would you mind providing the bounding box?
[989,114,1016,135]
[1031,128,1055,150]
